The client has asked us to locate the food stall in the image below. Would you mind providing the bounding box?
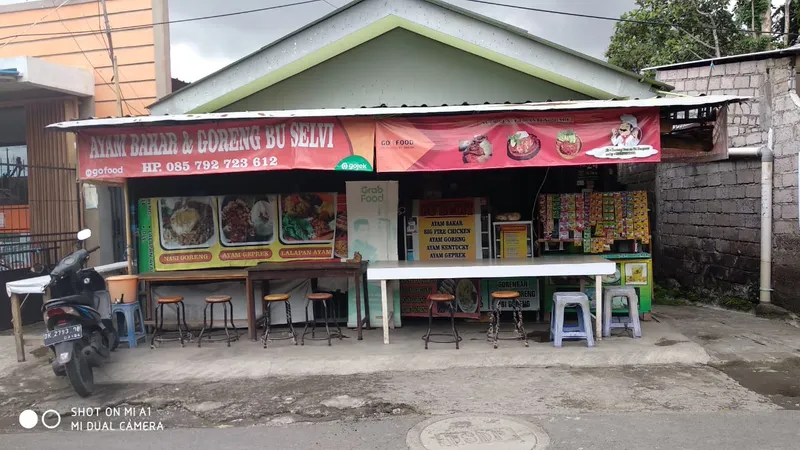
[42,96,741,347]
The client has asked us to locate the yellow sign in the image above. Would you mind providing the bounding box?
[499,224,528,259]
[150,194,337,271]
[418,215,476,260]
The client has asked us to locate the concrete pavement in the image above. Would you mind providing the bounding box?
[3,304,800,448]
[2,319,710,386]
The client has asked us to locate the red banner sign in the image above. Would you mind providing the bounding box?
[77,117,375,180]
[375,108,661,172]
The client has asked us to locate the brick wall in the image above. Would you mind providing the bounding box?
[618,56,800,311]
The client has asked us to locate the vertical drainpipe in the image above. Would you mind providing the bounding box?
[760,130,774,304]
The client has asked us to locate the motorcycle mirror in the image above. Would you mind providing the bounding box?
[77,229,92,241]
[31,263,44,274]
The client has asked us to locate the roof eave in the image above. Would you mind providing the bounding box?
[151,0,666,115]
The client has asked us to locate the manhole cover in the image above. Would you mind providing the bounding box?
[406,415,550,450]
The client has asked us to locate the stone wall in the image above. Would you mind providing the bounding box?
[618,56,800,311]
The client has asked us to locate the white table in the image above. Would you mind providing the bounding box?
[367,255,616,344]
[5,261,128,362]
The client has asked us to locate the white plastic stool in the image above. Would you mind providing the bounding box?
[551,292,595,347]
[602,287,642,338]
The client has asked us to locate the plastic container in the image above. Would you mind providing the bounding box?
[106,275,139,304]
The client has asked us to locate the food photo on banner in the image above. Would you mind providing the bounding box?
[375,108,660,172]
[138,193,338,271]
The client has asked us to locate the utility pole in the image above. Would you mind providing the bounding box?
[786,0,792,46]
[99,0,133,275]
[99,0,123,117]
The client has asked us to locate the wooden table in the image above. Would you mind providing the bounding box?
[247,261,370,341]
[367,255,616,344]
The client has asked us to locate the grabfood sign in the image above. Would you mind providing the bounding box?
[360,185,384,203]
[76,118,375,179]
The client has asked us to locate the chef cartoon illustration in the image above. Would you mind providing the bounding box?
[611,114,641,147]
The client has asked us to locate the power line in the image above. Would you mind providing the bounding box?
[53,6,145,116]
[0,0,72,48]
[0,0,324,42]
[462,0,800,39]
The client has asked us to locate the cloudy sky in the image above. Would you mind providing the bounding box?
[168,0,639,82]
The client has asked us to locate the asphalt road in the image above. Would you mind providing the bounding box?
[3,412,800,449]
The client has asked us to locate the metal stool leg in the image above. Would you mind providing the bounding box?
[285,301,297,345]
[424,300,434,350]
[301,299,310,346]
[486,302,495,343]
[264,302,272,348]
[333,297,343,340]
[322,300,332,346]
[492,299,501,348]
[450,300,459,350]
[176,303,184,347]
[515,298,528,347]
[223,302,231,347]
[228,301,239,337]
[150,303,162,349]
[180,301,190,342]
[197,302,210,348]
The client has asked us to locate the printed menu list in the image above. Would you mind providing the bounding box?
[418,216,476,260]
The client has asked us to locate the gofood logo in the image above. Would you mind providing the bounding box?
[85,166,123,178]
[19,409,61,430]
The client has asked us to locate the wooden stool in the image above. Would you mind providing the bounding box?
[197,295,239,347]
[150,296,191,349]
[488,291,528,349]
[422,293,461,350]
[301,292,342,346]
[262,294,297,348]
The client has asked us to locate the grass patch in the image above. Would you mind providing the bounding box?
[719,295,756,311]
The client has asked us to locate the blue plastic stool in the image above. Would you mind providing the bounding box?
[550,292,595,348]
[112,302,147,348]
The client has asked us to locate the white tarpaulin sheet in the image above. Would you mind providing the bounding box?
[5,261,127,297]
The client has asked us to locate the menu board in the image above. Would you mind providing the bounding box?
[144,193,338,271]
[410,198,483,261]
[418,216,476,260]
[498,223,529,259]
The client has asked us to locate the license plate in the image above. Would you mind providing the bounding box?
[43,325,82,347]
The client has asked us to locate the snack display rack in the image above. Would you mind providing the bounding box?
[536,190,653,314]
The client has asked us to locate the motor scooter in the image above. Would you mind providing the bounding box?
[40,229,118,397]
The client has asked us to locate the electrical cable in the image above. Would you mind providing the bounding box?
[53,6,145,116]
[463,0,800,39]
[1,0,793,42]
[0,0,324,41]
[0,0,72,48]
[530,167,549,241]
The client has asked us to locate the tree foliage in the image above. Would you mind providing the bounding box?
[607,0,776,73]
[772,1,800,46]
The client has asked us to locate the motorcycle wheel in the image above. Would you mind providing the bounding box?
[65,342,94,397]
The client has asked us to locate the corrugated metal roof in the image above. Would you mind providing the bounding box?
[642,45,800,71]
[47,95,747,131]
